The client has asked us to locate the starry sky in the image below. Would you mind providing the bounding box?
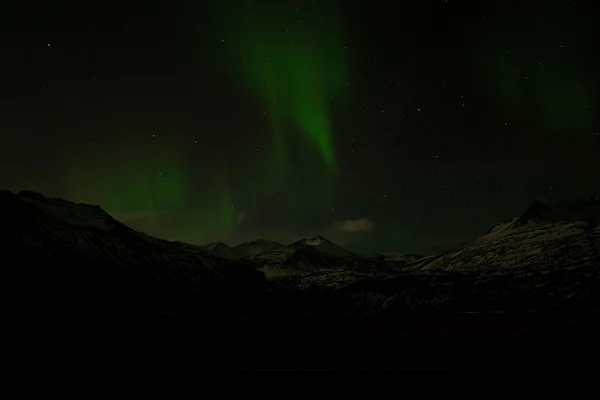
[2,0,599,255]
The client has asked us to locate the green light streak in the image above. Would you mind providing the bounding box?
[214,0,349,173]
[63,134,188,215]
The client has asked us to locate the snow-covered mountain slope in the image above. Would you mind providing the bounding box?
[275,264,600,313]
[199,235,392,275]
[248,236,394,275]
[0,190,268,314]
[265,197,600,313]
[199,239,284,260]
[406,198,600,272]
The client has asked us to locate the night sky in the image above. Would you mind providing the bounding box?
[3,0,599,255]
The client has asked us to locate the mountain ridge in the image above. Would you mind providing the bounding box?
[5,189,600,315]
[0,189,269,315]
[405,197,600,272]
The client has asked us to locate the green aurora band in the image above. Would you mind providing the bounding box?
[213,0,350,175]
[62,133,238,243]
[63,134,189,216]
[59,2,351,243]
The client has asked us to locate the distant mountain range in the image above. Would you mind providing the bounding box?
[200,235,416,276]
[200,238,285,260]
[2,189,600,315]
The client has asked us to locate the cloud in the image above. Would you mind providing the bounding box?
[330,218,375,234]
[237,212,247,224]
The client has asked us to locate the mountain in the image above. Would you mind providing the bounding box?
[199,239,284,260]
[201,242,240,260]
[0,190,268,316]
[7,189,600,317]
[7,189,600,354]
[196,235,393,277]
[406,198,600,272]
[289,235,359,258]
[200,235,389,275]
[233,238,284,258]
[271,197,600,313]
[510,196,600,229]
[248,235,394,276]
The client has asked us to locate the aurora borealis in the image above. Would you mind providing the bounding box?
[2,0,599,254]
[214,0,349,173]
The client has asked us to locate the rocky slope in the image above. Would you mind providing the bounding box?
[233,238,284,258]
[200,239,285,260]
[0,190,268,316]
[275,265,600,313]
[405,198,600,272]
[200,235,397,275]
[273,198,600,313]
[249,236,395,275]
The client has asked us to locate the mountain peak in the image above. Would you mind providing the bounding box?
[511,197,600,229]
[205,242,231,250]
[302,235,331,246]
[241,238,283,247]
[1,189,128,233]
[291,235,357,258]
[203,242,239,258]
[233,238,284,257]
[0,189,268,313]
[18,190,103,211]
[511,200,553,228]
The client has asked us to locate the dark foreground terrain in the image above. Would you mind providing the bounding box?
[3,190,600,370]
[4,311,600,370]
